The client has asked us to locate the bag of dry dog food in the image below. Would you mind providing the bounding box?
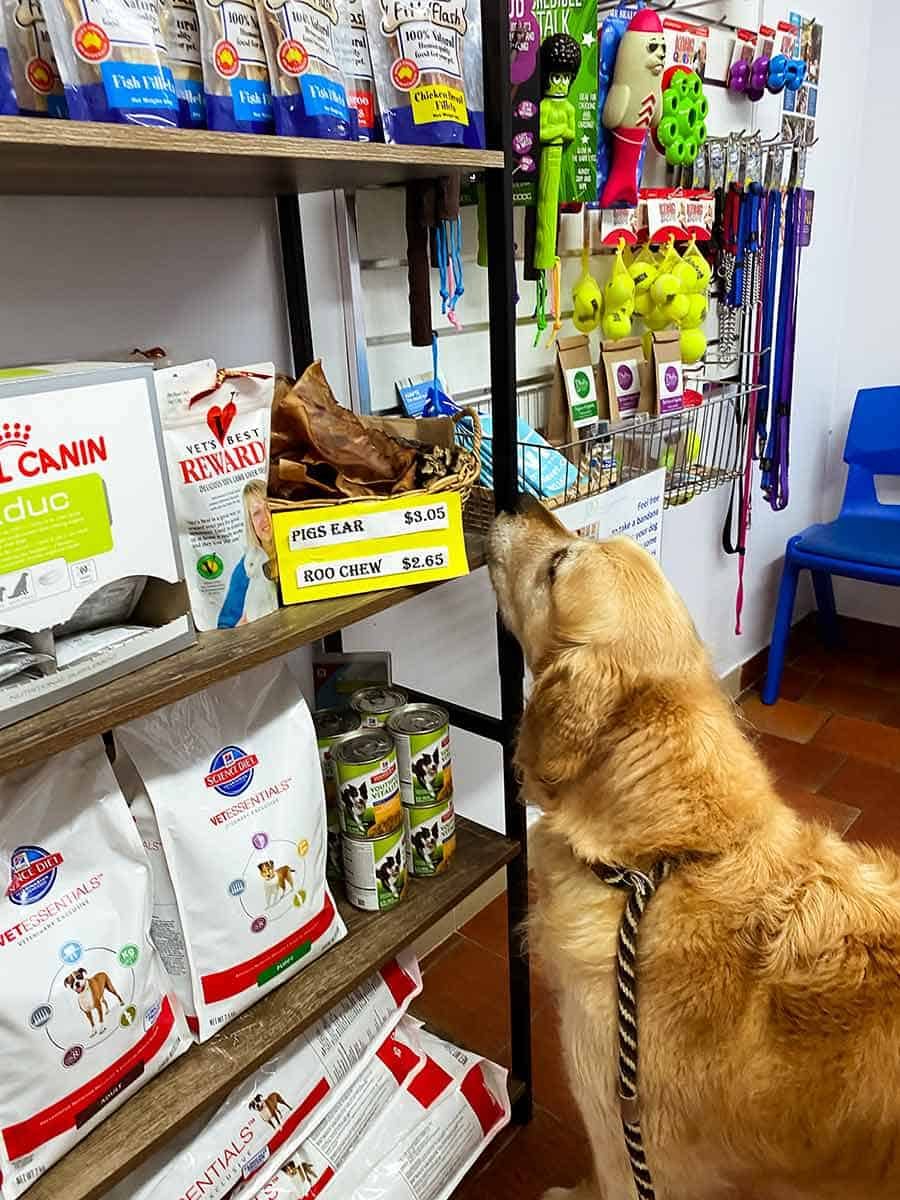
[2,0,67,116]
[155,360,278,633]
[194,0,273,130]
[114,952,422,1200]
[115,660,347,1043]
[364,0,484,147]
[255,0,354,138]
[160,0,206,125]
[42,0,179,124]
[0,740,192,1199]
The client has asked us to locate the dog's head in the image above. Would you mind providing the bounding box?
[412,749,440,787]
[413,824,438,852]
[257,861,275,880]
[249,1094,264,1112]
[343,782,368,811]
[64,968,88,993]
[283,1162,299,1177]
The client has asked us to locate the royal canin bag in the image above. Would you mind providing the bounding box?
[114,660,346,1042]
[0,741,192,1199]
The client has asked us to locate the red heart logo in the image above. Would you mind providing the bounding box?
[207,401,237,445]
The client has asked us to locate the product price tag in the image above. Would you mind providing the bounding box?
[273,491,468,604]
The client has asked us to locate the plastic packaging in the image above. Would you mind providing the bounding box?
[160,0,206,125]
[195,0,273,131]
[2,0,67,116]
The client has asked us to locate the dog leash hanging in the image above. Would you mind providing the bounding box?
[754,177,782,458]
[761,184,801,510]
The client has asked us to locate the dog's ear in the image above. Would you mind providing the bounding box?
[64,974,73,989]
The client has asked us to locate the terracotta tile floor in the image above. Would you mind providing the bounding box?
[421,619,900,1199]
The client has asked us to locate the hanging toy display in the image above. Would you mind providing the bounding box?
[599,9,666,208]
[534,33,582,270]
[654,69,709,167]
[571,213,604,334]
[601,239,634,340]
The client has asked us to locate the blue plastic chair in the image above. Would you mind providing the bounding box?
[762,386,900,704]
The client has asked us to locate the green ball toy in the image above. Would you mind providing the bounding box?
[655,69,709,168]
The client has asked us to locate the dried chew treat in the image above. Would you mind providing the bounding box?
[195,0,273,131]
[42,0,179,124]
[364,0,484,147]
[254,0,354,138]
[336,0,379,140]
[160,0,205,125]
[3,0,67,116]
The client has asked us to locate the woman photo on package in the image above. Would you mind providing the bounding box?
[217,478,279,628]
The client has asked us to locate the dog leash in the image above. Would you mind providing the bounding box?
[591,859,673,1200]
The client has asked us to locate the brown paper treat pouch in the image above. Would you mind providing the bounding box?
[364,0,484,147]
[652,330,685,415]
[3,0,67,115]
[336,0,379,139]
[602,336,650,421]
[42,0,178,124]
[255,0,353,137]
[195,0,273,130]
[160,0,205,124]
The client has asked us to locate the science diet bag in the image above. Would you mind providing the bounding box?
[255,0,354,139]
[160,0,206,125]
[3,0,67,116]
[115,661,347,1042]
[42,0,178,124]
[155,361,278,633]
[0,740,192,1199]
[118,953,422,1200]
[195,0,273,131]
[364,0,484,148]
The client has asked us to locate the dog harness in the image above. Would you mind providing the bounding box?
[591,860,673,1200]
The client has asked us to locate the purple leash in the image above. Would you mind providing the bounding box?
[762,188,802,511]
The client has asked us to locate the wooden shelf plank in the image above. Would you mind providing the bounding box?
[24,819,518,1200]
[0,117,503,196]
[0,538,484,776]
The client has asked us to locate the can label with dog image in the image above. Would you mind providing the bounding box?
[403,797,455,877]
[342,824,408,912]
[350,685,408,728]
[387,703,453,807]
[314,706,362,806]
[335,729,402,839]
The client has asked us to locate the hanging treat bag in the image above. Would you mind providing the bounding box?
[337,0,378,139]
[160,0,206,126]
[0,741,192,1199]
[3,0,67,116]
[195,0,273,131]
[115,661,347,1043]
[42,0,179,124]
[365,0,484,148]
[155,360,278,633]
[255,0,355,138]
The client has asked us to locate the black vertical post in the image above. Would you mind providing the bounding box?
[481,0,532,1125]
[277,194,316,376]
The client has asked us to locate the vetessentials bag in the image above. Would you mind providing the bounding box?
[0,741,192,1199]
[115,661,347,1042]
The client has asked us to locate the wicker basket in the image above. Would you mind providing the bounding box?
[268,406,483,515]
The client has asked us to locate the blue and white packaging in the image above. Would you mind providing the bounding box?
[459,414,578,500]
[195,0,273,132]
[0,10,19,113]
[3,0,68,117]
[160,0,206,126]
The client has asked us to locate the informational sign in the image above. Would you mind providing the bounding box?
[555,468,665,559]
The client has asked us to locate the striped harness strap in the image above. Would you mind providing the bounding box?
[590,860,673,1200]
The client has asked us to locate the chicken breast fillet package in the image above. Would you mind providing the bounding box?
[115,661,347,1041]
[0,741,192,1199]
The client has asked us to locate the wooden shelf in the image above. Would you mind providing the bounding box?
[25,819,518,1200]
[0,117,503,197]
[0,537,484,776]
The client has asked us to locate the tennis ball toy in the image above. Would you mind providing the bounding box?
[680,327,707,364]
[683,242,713,292]
[684,430,702,462]
[650,272,681,306]
[662,293,690,322]
[605,246,635,310]
[628,247,658,293]
[633,289,653,317]
[672,260,697,293]
[571,249,604,334]
[602,308,632,340]
[644,305,671,332]
[681,293,708,329]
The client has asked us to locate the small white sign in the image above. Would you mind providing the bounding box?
[295,544,450,589]
[556,468,665,560]
[288,500,450,551]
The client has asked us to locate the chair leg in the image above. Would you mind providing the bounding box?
[811,570,839,648]
[761,560,801,705]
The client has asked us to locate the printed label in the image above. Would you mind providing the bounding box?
[657,360,684,415]
[81,0,166,51]
[175,76,205,121]
[564,365,599,428]
[394,726,452,806]
[101,60,177,110]
[231,75,272,120]
[342,826,407,912]
[612,359,641,416]
[410,81,466,125]
[394,19,462,77]
[404,799,455,877]
[288,501,450,550]
[216,0,267,65]
[300,71,348,117]
[168,0,202,62]
[336,752,401,838]
[0,474,113,577]
[296,546,449,590]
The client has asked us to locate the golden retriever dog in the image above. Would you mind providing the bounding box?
[488,500,900,1200]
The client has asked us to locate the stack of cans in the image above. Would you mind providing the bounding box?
[387,703,456,882]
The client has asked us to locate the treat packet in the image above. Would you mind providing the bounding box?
[195,0,273,131]
[0,13,16,111]
[160,0,206,125]
[337,0,378,139]
[42,0,179,124]
[364,0,485,147]
[3,0,67,116]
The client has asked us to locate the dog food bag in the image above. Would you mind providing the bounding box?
[42,0,179,124]
[115,661,347,1041]
[155,360,278,633]
[120,952,422,1200]
[0,740,192,1199]
[337,0,378,139]
[255,0,355,139]
[160,0,206,125]
[2,0,67,116]
[364,0,484,147]
[195,0,273,131]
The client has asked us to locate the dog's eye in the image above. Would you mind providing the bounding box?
[547,547,569,583]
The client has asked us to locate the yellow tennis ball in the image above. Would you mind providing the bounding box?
[684,430,702,463]
[605,273,635,310]
[672,261,697,293]
[643,305,672,331]
[602,308,632,340]
[628,260,657,292]
[633,289,653,317]
[650,272,681,306]
[663,293,690,322]
[680,293,708,329]
[684,251,713,292]
[680,327,707,364]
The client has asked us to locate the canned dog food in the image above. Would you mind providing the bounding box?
[351,685,408,728]
[335,729,402,839]
[404,797,456,877]
[388,703,453,806]
[314,706,362,805]
[342,825,408,912]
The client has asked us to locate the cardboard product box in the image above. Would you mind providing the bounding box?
[548,335,609,450]
[0,363,195,729]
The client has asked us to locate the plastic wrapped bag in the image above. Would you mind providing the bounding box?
[160,0,205,125]
[195,0,273,131]
[2,0,68,115]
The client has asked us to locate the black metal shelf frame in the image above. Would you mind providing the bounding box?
[274,0,532,1128]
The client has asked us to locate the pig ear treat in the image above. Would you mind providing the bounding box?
[600,7,666,208]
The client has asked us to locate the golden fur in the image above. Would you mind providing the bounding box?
[488,501,900,1200]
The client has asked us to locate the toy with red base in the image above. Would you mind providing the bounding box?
[600,9,666,209]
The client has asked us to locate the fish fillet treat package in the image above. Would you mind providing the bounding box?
[2,0,67,116]
[194,0,274,130]
[160,0,206,125]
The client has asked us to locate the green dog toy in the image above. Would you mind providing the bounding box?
[534,33,581,270]
[654,68,708,167]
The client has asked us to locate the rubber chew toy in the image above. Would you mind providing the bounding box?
[600,8,665,208]
[534,33,581,269]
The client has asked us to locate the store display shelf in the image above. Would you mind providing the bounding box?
[0,118,503,197]
[25,818,518,1200]
[0,536,485,776]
